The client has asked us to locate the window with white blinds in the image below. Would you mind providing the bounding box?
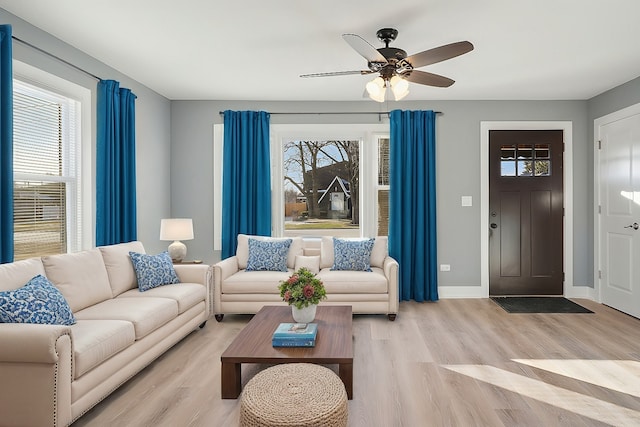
[13,79,82,260]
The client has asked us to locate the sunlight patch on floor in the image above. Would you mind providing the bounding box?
[513,359,640,398]
[443,363,640,426]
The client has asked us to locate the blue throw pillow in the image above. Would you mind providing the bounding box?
[246,238,292,272]
[331,237,375,271]
[0,274,76,325]
[129,251,180,292]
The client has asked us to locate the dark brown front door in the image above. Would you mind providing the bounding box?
[489,130,564,295]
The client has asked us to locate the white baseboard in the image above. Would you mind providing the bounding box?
[438,285,487,299]
[565,285,596,300]
[438,284,596,300]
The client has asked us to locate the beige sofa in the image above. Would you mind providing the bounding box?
[0,241,211,427]
[213,235,398,321]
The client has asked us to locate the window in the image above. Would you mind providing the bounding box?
[500,143,552,177]
[283,140,360,238]
[12,64,90,260]
[272,124,389,239]
[376,137,390,236]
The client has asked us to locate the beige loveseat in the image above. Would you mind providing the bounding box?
[213,235,398,321]
[0,241,211,427]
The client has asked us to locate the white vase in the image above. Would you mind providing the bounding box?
[291,304,317,323]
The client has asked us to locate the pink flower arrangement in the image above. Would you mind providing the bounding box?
[278,267,327,309]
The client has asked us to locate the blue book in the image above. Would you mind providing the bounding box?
[272,323,318,340]
[272,337,316,347]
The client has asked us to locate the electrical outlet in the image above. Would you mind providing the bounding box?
[440,264,451,272]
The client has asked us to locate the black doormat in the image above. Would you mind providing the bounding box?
[491,297,593,313]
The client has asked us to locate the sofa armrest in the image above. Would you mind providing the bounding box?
[174,264,210,285]
[212,256,240,315]
[0,323,71,363]
[0,323,73,426]
[174,264,212,318]
[213,256,239,281]
[383,256,399,314]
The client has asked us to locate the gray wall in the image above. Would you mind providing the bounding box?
[170,99,591,289]
[1,9,172,255]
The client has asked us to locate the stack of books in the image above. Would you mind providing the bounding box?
[272,322,318,347]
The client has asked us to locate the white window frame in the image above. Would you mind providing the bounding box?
[13,60,93,254]
[272,125,388,238]
[374,135,391,236]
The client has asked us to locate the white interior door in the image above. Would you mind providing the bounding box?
[597,106,640,318]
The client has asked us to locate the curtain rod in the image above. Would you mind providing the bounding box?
[219,111,442,116]
[12,36,102,81]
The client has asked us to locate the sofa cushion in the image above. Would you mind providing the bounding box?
[42,249,113,312]
[0,258,46,292]
[317,268,389,294]
[70,319,135,379]
[320,236,387,269]
[331,237,375,271]
[294,255,320,274]
[129,251,180,292]
[99,241,146,296]
[221,270,292,294]
[237,234,303,269]
[246,238,292,272]
[117,283,205,314]
[0,275,76,325]
[74,297,178,340]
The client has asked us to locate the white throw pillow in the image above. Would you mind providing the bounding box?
[294,255,320,274]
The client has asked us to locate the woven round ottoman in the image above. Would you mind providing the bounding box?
[240,363,348,427]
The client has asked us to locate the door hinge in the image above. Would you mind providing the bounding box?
[599,270,602,279]
[598,140,602,149]
[598,205,602,214]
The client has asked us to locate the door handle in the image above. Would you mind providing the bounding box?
[624,222,639,230]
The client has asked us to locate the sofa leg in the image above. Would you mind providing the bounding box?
[199,321,207,329]
[388,314,397,321]
[214,314,224,322]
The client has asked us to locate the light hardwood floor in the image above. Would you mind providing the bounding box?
[73,299,640,426]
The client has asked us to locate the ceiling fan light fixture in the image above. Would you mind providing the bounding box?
[366,76,386,102]
[390,75,409,100]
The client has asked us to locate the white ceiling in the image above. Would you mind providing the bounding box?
[2,1,640,102]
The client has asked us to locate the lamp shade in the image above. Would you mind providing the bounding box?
[366,77,386,102]
[160,218,194,241]
[390,75,409,101]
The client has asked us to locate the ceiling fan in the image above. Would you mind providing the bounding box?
[300,28,474,101]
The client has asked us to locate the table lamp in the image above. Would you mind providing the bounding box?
[160,218,194,262]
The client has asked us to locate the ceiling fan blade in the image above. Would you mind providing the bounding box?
[342,33,388,64]
[300,70,374,78]
[405,70,455,87]
[406,41,474,68]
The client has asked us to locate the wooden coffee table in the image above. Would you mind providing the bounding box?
[220,305,353,399]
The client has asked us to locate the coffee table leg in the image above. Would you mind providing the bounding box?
[221,361,241,399]
[339,362,353,399]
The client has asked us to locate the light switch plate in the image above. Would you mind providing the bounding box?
[461,196,472,207]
